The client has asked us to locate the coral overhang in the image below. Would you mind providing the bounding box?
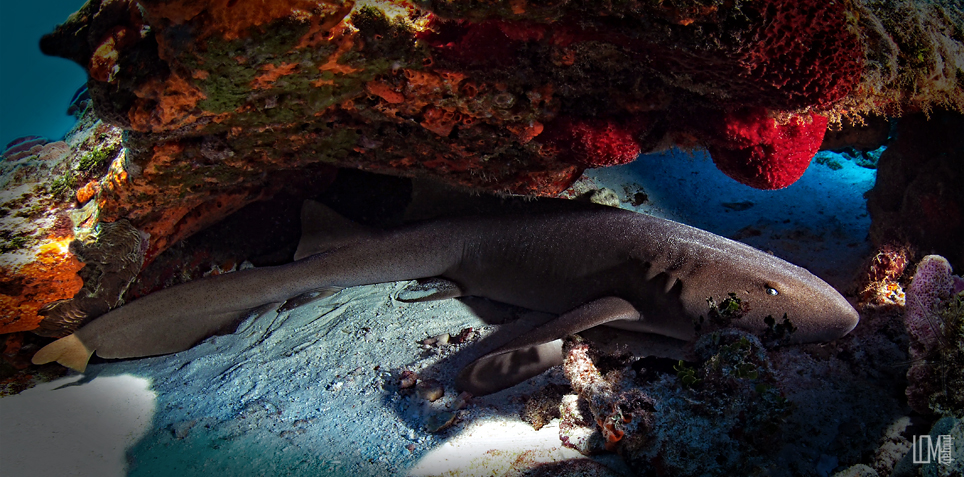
[2,0,963,334]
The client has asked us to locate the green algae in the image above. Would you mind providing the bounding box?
[78,145,119,172]
[49,173,77,198]
[673,360,701,387]
[186,7,424,127]
[190,25,309,114]
[695,292,749,334]
[0,231,29,254]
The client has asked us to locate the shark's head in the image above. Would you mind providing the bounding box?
[683,247,860,344]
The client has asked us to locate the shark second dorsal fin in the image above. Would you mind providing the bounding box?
[294,200,376,261]
[396,278,465,302]
[276,286,345,313]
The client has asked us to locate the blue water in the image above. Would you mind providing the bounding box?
[0,1,88,148]
[586,148,879,288]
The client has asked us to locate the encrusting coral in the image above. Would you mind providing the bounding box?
[33,220,149,338]
[855,243,911,311]
[0,112,126,335]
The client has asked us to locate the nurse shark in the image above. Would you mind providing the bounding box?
[34,200,859,395]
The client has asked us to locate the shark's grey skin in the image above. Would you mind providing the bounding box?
[34,201,859,395]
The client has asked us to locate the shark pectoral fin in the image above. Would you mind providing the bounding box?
[456,297,640,396]
[294,200,376,261]
[395,278,464,303]
[277,286,344,313]
[31,334,94,373]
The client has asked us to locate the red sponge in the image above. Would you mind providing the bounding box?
[544,116,649,168]
[708,108,829,190]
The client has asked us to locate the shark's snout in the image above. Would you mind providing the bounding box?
[822,282,860,339]
[792,286,860,343]
[756,265,862,344]
[834,299,860,337]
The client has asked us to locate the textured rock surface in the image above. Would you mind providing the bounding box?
[37,0,964,198]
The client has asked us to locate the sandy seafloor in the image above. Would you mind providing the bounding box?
[1,149,888,476]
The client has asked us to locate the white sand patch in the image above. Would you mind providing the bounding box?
[409,418,587,476]
[0,374,156,476]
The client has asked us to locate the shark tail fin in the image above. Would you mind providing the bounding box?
[294,200,377,261]
[31,334,94,373]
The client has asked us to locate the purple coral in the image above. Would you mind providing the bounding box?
[2,136,49,161]
[904,255,954,357]
[903,254,959,415]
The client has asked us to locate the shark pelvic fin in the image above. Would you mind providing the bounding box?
[456,340,565,396]
[294,200,376,261]
[457,297,641,396]
[31,334,94,373]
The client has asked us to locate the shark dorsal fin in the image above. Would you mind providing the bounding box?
[294,200,375,261]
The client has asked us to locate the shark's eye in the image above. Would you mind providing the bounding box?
[766,287,780,296]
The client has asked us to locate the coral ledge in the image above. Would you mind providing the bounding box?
[1,0,963,337]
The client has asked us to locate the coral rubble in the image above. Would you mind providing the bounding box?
[515,305,916,476]
[552,330,793,476]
